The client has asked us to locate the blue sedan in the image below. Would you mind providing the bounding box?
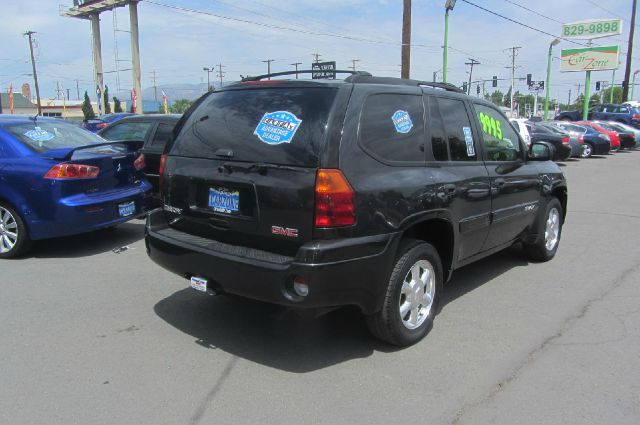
[0,115,152,258]
[83,112,134,132]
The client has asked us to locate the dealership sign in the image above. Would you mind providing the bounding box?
[560,45,619,72]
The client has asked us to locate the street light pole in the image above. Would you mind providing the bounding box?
[544,38,560,120]
[203,67,214,91]
[610,68,616,103]
[443,0,456,83]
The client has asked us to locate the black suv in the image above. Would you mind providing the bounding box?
[145,72,567,346]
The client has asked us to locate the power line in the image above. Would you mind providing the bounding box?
[459,0,588,47]
[584,0,640,28]
[144,0,440,50]
[500,0,563,24]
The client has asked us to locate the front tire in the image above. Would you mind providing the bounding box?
[523,198,563,262]
[0,203,32,259]
[366,239,443,346]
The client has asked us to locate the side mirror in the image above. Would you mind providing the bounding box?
[529,142,553,161]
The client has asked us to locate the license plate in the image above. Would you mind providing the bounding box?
[118,201,136,217]
[208,188,240,213]
[190,276,207,293]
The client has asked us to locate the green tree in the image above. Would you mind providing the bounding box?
[485,90,504,107]
[598,86,623,104]
[170,99,193,114]
[113,97,123,113]
[104,85,111,114]
[82,90,95,120]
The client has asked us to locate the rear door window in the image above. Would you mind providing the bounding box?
[172,87,338,167]
[101,121,154,141]
[148,123,174,149]
[437,97,477,161]
[359,93,425,163]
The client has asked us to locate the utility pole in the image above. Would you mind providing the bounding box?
[351,59,360,72]
[203,67,214,90]
[262,59,274,80]
[465,58,480,95]
[150,70,158,101]
[622,0,637,101]
[312,53,322,63]
[66,88,70,101]
[216,63,225,87]
[505,46,521,117]
[567,89,572,107]
[56,81,61,100]
[75,79,80,100]
[401,0,411,79]
[24,31,41,115]
[610,69,616,103]
[290,62,302,79]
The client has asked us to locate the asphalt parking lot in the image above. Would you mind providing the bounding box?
[2,151,640,425]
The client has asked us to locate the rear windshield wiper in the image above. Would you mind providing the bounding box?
[221,162,307,174]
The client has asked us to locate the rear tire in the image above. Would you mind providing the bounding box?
[0,203,32,259]
[523,198,562,262]
[580,143,593,158]
[366,239,443,346]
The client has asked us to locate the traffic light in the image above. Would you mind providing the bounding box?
[477,84,481,95]
[492,76,497,87]
[526,73,532,86]
[596,81,601,91]
[462,82,468,93]
[539,81,544,90]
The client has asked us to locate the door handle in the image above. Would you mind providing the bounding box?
[494,178,506,188]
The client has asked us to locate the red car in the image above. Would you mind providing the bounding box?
[577,121,620,151]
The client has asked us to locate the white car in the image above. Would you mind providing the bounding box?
[623,101,640,109]
[510,118,532,148]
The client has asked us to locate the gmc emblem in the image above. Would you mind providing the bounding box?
[271,226,299,238]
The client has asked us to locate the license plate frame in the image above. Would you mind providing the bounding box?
[118,200,136,217]
[190,276,208,293]
[208,187,240,214]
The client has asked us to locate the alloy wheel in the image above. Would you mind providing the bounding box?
[0,207,19,254]
[399,260,435,330]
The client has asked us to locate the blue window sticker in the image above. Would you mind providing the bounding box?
[391,110,413,134]
[463,126,475,156]
[253,111,302,145]
[24,127,55,142]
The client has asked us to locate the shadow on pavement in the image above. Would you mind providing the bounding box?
[154,246,528,372]
[28,221,146,259]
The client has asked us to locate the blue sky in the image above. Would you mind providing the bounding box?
[0,0,637,103]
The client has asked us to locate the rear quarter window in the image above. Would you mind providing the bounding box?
[359,93,426,163]
[171,87,338,167]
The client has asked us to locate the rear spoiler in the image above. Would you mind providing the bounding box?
[41,140,143,161]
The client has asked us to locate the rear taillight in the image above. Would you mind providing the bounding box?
[97,123,108,129]
[44,163,100,179]
[314,169,355,228]
[159,154,168,198]
[561,137,570,145]
[133,153,145,171]
[578,135,584,143]
[632,114,640,120]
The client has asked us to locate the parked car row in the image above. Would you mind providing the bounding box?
[510,116,638,161]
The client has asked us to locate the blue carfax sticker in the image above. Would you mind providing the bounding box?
[391,110,413,134]
[254,111,302,145]
[24,127,55,142]
[463,126,475,156]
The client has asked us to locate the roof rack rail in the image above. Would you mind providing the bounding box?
[241,70,372,82]
[416,81,465,94]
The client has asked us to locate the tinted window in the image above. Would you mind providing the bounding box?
[438,97,476,161]
[618,106,629,114]
[360,93,425,162]
[172,88,337,167]
[4,121,102,153]
[101,121,153,141]
[474,104,522,161]
[428,97,448,161]
[149,123,174,148]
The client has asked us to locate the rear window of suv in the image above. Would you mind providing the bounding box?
[171,87,338,167]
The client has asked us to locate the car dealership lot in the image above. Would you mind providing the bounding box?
[2,153,640,425]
